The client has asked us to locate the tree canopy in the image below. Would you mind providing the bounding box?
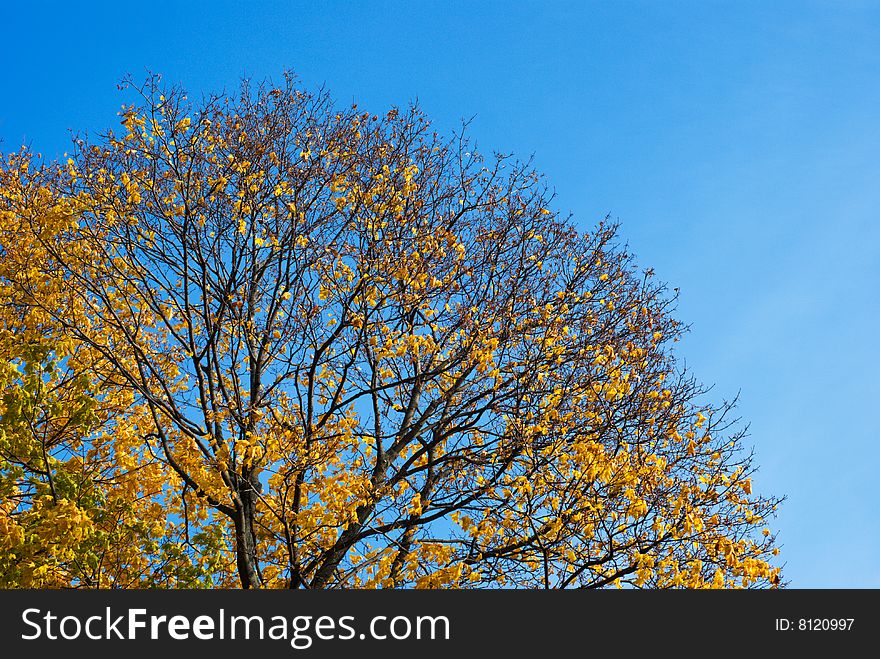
[0,73,782,588]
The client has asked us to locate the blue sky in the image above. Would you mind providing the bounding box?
[3,1,878,587]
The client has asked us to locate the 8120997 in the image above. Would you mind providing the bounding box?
[775,618,854,631]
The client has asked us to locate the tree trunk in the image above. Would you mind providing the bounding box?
[234,484,260,589]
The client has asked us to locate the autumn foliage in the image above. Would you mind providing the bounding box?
[0,74,782,588]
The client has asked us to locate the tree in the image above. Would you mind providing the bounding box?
[2,73,782,589]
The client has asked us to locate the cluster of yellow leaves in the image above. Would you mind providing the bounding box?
[0,151,232,587]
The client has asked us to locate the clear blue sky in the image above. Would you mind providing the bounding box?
[3,1,878,587]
